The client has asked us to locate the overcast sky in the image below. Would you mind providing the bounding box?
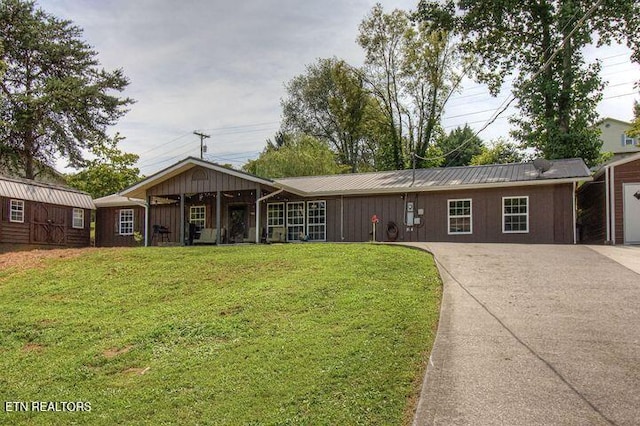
[38,0,639,175]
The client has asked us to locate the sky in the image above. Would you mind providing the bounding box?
[38,0,640,175]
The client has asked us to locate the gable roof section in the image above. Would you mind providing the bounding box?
[0,175,95,209]
[120,157,276,199]
[276,158,591,196]
[593,151,640,179]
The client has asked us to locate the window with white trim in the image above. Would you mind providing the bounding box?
[306,200,326,241]
[119,209,134,235]
[267,203,285,239]
[189,205,206,229]
[448,199,472,235]
[503,196,529,233]
[10,199,24,223]
[622,133,637,146]
[286,201,305,241]
[72,208,85,229]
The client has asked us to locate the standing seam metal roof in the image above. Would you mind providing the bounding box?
[275,158,591,195]
[0,175,95,209]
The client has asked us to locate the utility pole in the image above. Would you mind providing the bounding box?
[193,131,210,159]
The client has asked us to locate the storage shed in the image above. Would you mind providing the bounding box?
[0,175,94,251]
[97,157,591,246]
[577,152,640,244]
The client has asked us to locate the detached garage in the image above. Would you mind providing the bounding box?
[578,152,640,245]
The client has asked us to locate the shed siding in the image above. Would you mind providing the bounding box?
[612,159,640,243]
[95,206,146,247]
[147,167,257,196]
[1,196,90,250]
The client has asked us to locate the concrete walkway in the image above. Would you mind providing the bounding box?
[407,243,640,425]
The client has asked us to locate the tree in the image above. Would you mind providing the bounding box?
[0,0,133,179]
[629,99,640,138]
[470,138,525,165]
[435,124,484,166]
[417,0,640,167]
[358,4,460,169]
[65,134,141,198]
[243,134,346,179]
[281,58,375,172]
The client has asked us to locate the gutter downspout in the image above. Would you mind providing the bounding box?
[256,189,284,243]
[610,166,616,245]
[605,167,610,243]
[572,182,577,244]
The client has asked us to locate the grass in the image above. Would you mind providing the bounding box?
[0,244,441,425]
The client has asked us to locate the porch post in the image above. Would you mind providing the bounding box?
[216,190,221,244]
[255,185,261,243]
[180,193,185,245]
[145,196,150,247]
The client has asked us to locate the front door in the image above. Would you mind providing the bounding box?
[228,205,247,243]
[623,183,640,244]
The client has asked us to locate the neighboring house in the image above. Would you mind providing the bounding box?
[577,152,640,245]
[95,156,591,246]
[0,175,94,252]
[598,117,639,157]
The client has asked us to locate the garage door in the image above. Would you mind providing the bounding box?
[623,183,640,244]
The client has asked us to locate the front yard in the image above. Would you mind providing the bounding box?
[0,244,441,425]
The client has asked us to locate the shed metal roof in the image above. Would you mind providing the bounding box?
[93,194,146,208]
[0,175,95,209]
[275,158,591,196]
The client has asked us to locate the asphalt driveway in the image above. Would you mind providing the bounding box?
[408,243,640,425]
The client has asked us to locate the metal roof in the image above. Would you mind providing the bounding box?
[0,175,95,209]
[93,194,146,208]
[275,158,592,196]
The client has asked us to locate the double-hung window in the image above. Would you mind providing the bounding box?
[448,199,472,235]
[286,202,305,241]
[306,201,326,241]
[72,208,85,229]
[267,203,285,239]
[119,209,134,235]
[503,196,529,233]
[10,199,25,223]
[189,205,206,229]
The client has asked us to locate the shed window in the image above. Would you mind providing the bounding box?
[448,199,472,235]
[267,203,284,240]
[306,201,326,241]
[119,209,134,235]
[10,199,24,223]
[72,208,85,229]
[286,202,305,241]
[190,205,206,229]
[503,196,529,233]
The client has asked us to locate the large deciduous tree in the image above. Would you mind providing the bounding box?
[417,0,640,167]
[65,134,141,198]
[358,3,460,169]
[0,0,133,179]
[243,134,346,179]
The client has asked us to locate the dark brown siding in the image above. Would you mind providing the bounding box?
[0,196,90,250]
[613,159,640,243]
[577,175,606,244]
[320,184,575,244]
[95,206,146,247]
[147,167,258,196]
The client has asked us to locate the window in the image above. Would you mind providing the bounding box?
[306,201,326,241]
[448,199,472,235]
[9,199,24,223]
[189,205,206,229]
[286,202,305,241]
[267,203,285,239]
[503,196,529,233]
[119,209,134,235]
[72,208,85,229]
[622,133,637,147]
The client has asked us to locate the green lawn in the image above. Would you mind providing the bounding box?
[0,244,441,425]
